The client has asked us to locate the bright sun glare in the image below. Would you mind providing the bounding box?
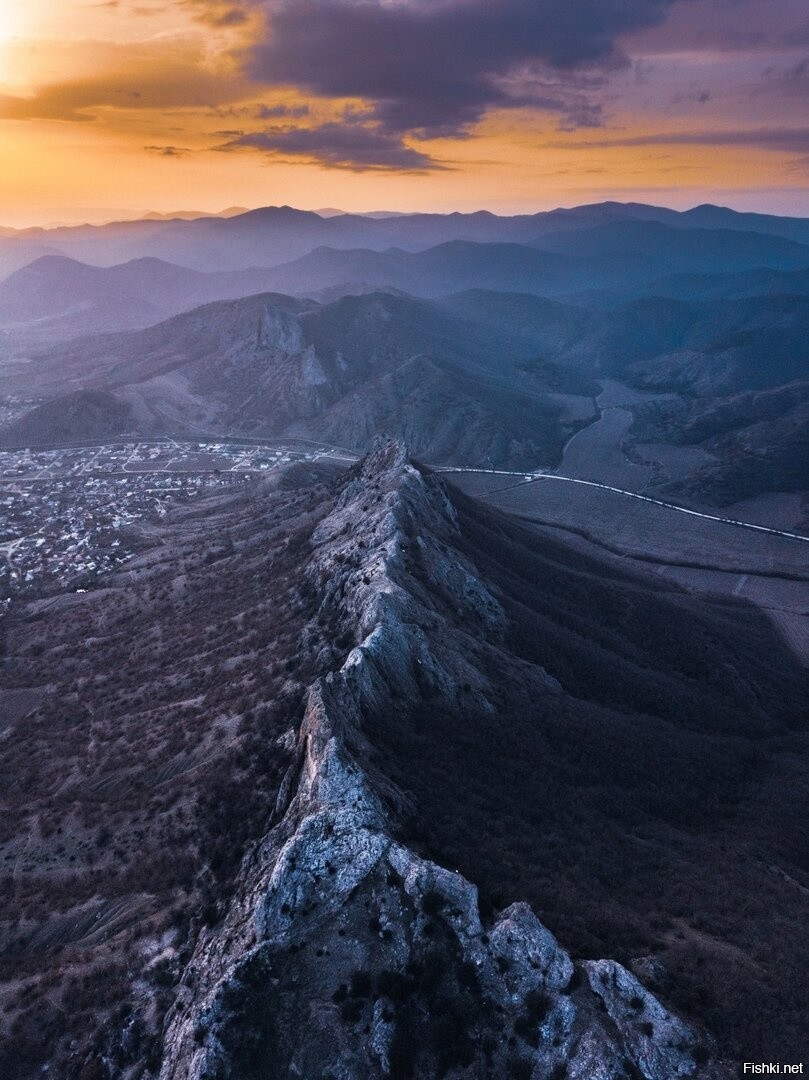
[0,0,32,46]
[0,11,18,46]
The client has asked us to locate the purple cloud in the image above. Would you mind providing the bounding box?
[248,0,680,138]
[219,121,442,171]
[255,102,311,119]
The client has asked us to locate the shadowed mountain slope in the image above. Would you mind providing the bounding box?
[629,379,809,504]
[573,265,809,307]
[614,294,809,398]
[1,443,807,1077]
[241,241,577,299]
[167,227,809,301]
[0,291,595,467]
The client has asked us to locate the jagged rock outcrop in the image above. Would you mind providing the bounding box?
[158,440,726,1080]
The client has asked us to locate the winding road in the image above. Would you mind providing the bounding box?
[434,466,809,545]
[2,432,806,546]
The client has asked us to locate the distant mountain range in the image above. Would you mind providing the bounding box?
[233,227,809,300]
[1,199,808,505]
[0,255,301,340]
[4,217,809,343]
[140,206,249,221]
[3,199,809,279]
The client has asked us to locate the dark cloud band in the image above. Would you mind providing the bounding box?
[248,0,679,138]
[219,121,441,171]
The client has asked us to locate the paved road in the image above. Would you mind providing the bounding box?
[3,437,806,545]
[435,467,809,545]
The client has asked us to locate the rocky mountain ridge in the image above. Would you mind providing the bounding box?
[4,439,807,1076]
[0,291,591,468]
[156,440,726,1080]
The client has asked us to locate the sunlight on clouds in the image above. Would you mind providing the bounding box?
[1,0,808,223]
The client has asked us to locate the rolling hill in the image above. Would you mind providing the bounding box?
[2,200,809,279]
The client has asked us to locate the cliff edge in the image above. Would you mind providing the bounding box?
[157,440,726,1080]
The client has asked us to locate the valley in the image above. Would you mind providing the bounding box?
[446,377,809,665]
[4,0,809,1066]
[2,364,805,652]
[1,199,808,1079]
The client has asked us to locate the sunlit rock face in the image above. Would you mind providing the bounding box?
[158,440,727,1080]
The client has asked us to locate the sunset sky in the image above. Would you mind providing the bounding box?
[1,0,809,226]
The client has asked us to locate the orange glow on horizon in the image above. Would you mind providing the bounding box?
[1,1,808,228]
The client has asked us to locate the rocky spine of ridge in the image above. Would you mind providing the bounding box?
[157,439,726,1080]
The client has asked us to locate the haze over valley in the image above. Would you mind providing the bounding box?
[2,202,807,523]
[1,199,808,1079]
[2,0,809,1074]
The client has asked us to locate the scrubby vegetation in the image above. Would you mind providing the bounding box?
[0,469,343,1077]
[2,443,806,1075]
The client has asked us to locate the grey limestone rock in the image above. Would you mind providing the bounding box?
[158,440,728,1080]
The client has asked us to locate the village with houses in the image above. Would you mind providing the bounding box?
[0,438,352,607]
